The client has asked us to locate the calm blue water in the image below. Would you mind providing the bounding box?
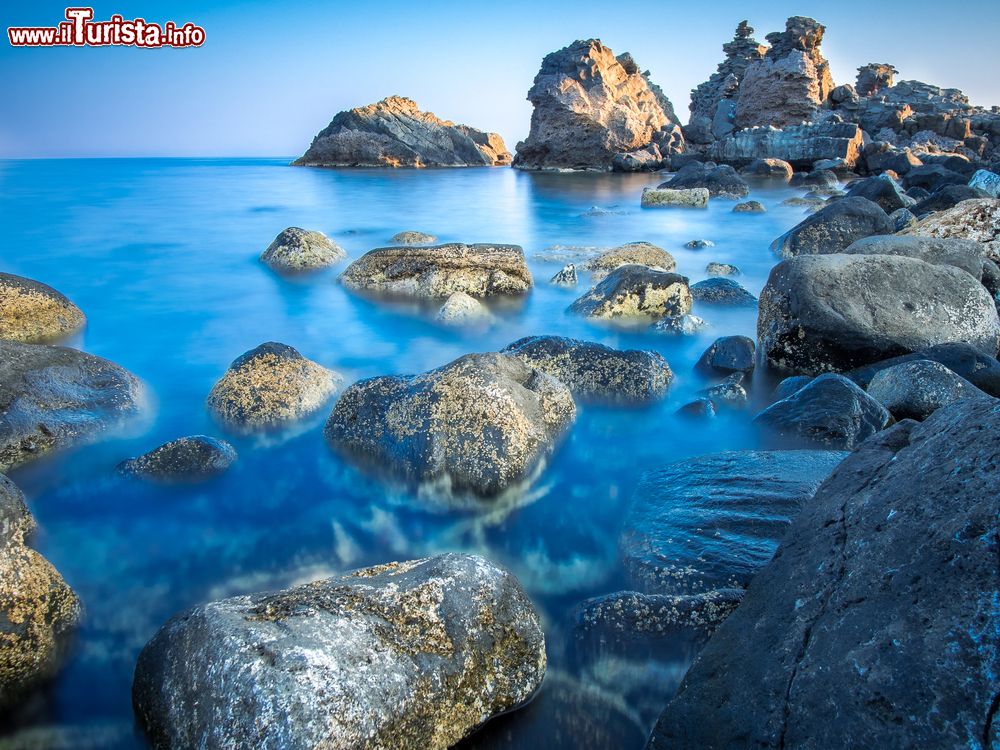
[0,159,810,748]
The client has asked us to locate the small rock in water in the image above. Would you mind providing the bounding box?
[684,239,714,249]
[435,292,493,327]
[690,278,757,306]
[733,200,766,213]
[705,262,740,276]
[132,553,546,750]
[117,436,237,482]
[754,373,890,449]
[260,227,346,272]
[0,273,86,344]
[696,336,755,376]
[583,242,676,280]
[641,187,709,208]
[549,264,578,287]
[652,314,708,335]
[207,342,342,432]
[568,265,692,321]
[780,195,825,209]
[866,359,989,420]
[502,335,673,404]
[676,398,716,419]
[579,205,625,217]
[702,372,748,408]
[391,230,437,245]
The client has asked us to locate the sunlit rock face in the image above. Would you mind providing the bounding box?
[513,39,681,171]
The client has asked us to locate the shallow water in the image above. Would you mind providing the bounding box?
[0,159,812,747]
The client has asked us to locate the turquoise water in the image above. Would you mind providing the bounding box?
[0,159,810,747]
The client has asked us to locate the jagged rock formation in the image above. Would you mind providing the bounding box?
[855,63,897,96]
[294,96,511,168]
[708,121,863,169]
[514,39,682,170]
[687,21,766,143]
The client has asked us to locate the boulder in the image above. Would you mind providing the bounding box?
[902,163,967,192]
[620,450,845,596]
[658,163,749,198]
[0,474,81,710]
[0,273,85,343]
[843,175,913,213]
[733,200,765,213]
[846,342,1000,396]
[709,122,863,170]
[582,242,676,281]
[260,227,346,272]
[753,373,891,449]
[293,96,511,167]
[705,262,740,276]
[911,184,990,215]
[757,254,1000,374]
[770,197,894,257]
[133,554,545,750]
[866,359,989,420]
[340,244,532,299]
[640,187,709,208]
[207,343,341,432]
[549,264,577,287]
[742,158,793,179]
[789,168,838,189]
[0,341,142,472]
[696,335,755,376]
[689,277,757,306]
[117,436,237,481]
[648,398,1000,749]
[568,265,692,321]
[968,169,1000,197]
[501,336,673,404]
[513,39,678,171]
[652,314,707,335]
[898,198,1000,257]
[435,292,492,327]
[391,230,437,245]
[842,234,999,289]
[325,353,575,497]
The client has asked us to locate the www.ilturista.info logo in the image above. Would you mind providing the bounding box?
[8,7,205,48]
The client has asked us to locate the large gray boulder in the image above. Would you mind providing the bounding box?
[0,273,86,343]
[0,340,143,472]
[649,398,1000,749]
[513,39,679,171]
[757,254,1000,375]
[501,336,673,404]
[620,450,845,598]
[1,473,81,710]
[293,96,511,167]
[568,265,692,321]
[770,197,894,258]
[133,553,546,750]
[340,244,532,299]
[753,373,891,449]
[260,227,346,272]
[325,353,575,497]
[866,359,989,420]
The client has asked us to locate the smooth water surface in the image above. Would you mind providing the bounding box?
[0,159,811,748]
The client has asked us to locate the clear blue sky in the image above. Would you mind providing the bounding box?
[3,0,999,157]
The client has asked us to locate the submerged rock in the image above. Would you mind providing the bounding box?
[770,197,894,257]
[435,292,493,327]
[689,278,757,306]
[620,450,845,597]
[502,335,673,404]
[568,265,692,321]
[0,273,86,344]
[733,200,765,213]
[207,343,341,432]
[549,264,578,287]
[676,398,716,419]
[696,336,755,376]
[340,244,532,299]
[117,436,237,482]
[391,230,437,245]
[582,242,676,281]
[652,314,707,336]
[753,373,890,449]
[705,262,740,276]
[325,353,575,497]
[0,341,142,472]
[260,227,346,272]
[757,253,1000,374]
[293,96,510,167]
[133,553,545,750]
[658,163,749,198]
[640,187,709,208]
[513,39,678,171]
[701,372,749,408]
[649,398,1000,749]
[866,359,988,420]
[1,474,81,710]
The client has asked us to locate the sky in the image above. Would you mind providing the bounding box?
[2,0,999,158]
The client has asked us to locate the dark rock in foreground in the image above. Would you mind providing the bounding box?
[117,436,237,482]
[325,353,575,497]
[340,244,532,299]
[568,265,692,321]
[293,96,510,167]
[649,397,1000,749]
[0,341,142,472]
[753,373,891,449]
[0,273,86,344]
[620,450,845,597]
[502,336,673,404]
[757,253,1000,374]
[133,553,545,750]
[770,197,894,257]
